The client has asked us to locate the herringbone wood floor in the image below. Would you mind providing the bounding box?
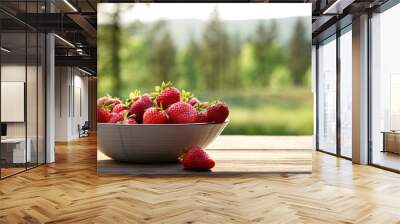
[1,135,400,224]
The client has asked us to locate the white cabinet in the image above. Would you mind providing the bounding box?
[1,138,32,163]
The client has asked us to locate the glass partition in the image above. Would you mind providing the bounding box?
[317,36,337,154]
[0,1,46,179]
[339,28,352,158]
[26,0,46,169]
[1,30,28,177]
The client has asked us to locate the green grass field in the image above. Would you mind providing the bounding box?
[197,88,313,135]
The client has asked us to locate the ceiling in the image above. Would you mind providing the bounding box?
[0,0,97,74]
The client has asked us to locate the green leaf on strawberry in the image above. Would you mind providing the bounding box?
[181,89,193,103]
[125,90,141,106]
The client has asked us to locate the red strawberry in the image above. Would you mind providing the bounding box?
[188,97,199,106]
[129,95,153,123]
[97,108,112,123]
[166,102,197,124]
[195,111,208,123]
[207,103,229,123]
[155,83,180,108]
[108,112,124,123]
[112,104,128,113]
[182,146,215,171]
[143,107,168,124]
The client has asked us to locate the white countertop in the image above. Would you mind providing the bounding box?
[1,138,29,143]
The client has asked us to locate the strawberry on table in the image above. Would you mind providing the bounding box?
[167,102,197,124]
[143,107,169,124]
[207,102,229,123]
[181,146,215,171]
[155,82,180,109]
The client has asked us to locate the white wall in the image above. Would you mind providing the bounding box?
[55,67,89,141]
[55,67,69,141]
[71,72,89,138]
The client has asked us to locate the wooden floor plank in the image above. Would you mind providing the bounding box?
[0,135,400,224]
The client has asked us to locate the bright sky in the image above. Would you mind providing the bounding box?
[98,3,311,24]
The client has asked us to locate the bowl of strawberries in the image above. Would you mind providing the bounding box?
[97,82,229,164]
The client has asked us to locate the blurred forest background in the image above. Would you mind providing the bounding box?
[98,5,313,135]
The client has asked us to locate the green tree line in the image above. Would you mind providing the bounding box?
[98,9,311,98]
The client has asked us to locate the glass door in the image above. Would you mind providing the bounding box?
[317,35,337,154]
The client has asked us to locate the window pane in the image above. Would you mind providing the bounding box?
[371,3,400,171]
[318,37,337,154]
[1,30,28,177]
[340,29,352,158]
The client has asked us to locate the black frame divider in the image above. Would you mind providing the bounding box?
[315,44,319,151]
[367,11,373,166]
[36,0,40,168]
[336,25,341,157]
[25,1,28,172]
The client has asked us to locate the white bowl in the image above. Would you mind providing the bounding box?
[97,121,229,163]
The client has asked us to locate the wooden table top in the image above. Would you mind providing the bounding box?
[97,135,313,175]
